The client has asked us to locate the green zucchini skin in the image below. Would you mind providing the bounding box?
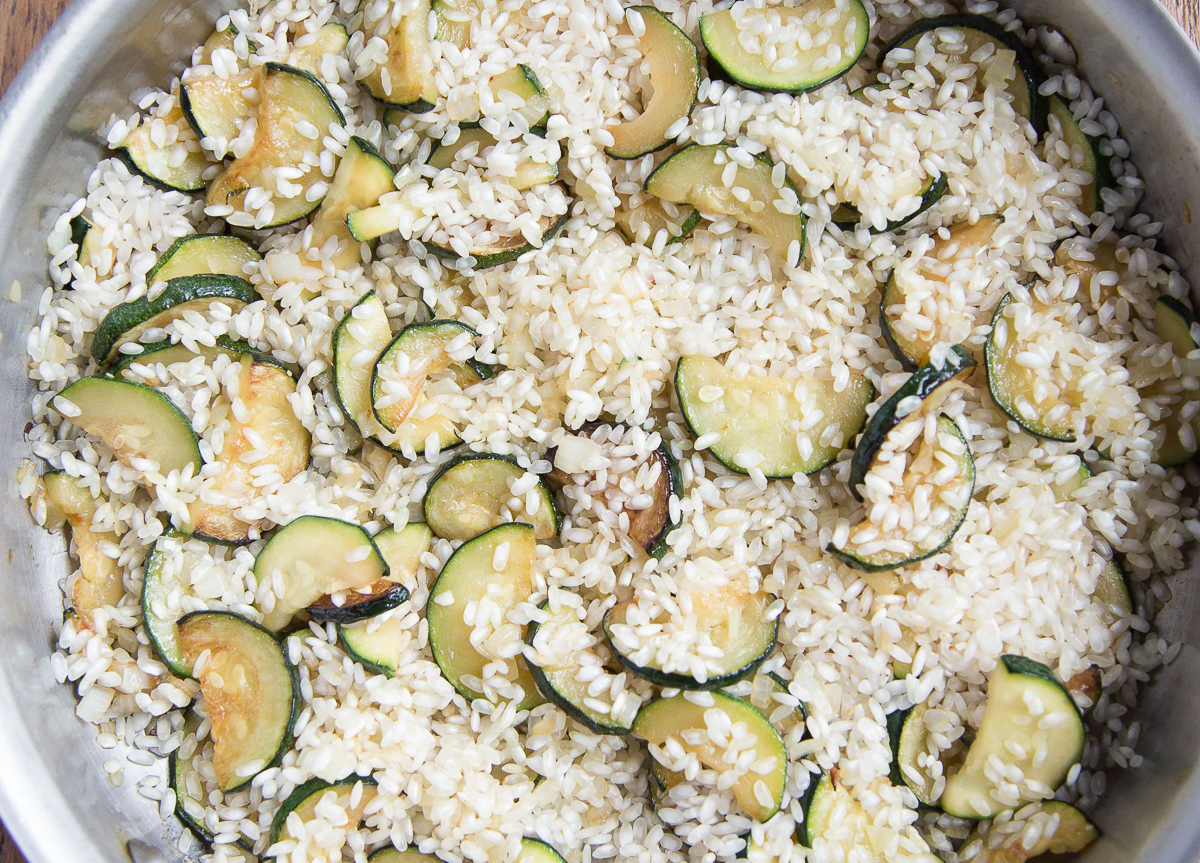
[878,13,1047,137]
[141,535,190,678]
[1048,96,1113,216]
[91,274,259,364]
[833,173,948,234]
[847,345,975,501]
[267,775,379,845]
[108,335,277,376]
[878,283,917,372]
[307,581,410,624]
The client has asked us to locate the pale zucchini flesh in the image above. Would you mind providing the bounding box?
[700,0,869,94]
[56,377,203,477]
[428,125,559,190]
[424,452,559,541]
[180,70,258,156]
[1149,296,1200,467]
[675,355,874,479]
[141,535,191,677]
[960,801,1097,863]
[309,136,395,268]
[207,63,345,228]
[605,7,700,159]
[176,611,298,791]
[425,523,544,709]
[116,92,217,192]
[187,358,310,545]
[633,692,786,822]
[340,613,410,676]
[360,0,438,111]
[254,516,389,631]
[42,472,123,624]
[940,655,1085,819]
[646,144,806,262]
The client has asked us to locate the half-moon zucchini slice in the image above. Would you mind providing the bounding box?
[645,144,806,262]
[801,769,940,861]
[176,611,298,791]
[1048,96,1112,217]
[55,377,203,477]
[41,472,124,625]
[425,523,544,710]
[676,355,874,479]
[146,234,261,285]
[960,801,1097,863]
[605,7,700,159]
[254,516,389,631]
[207,63,345,228]
[879,13,1047,137]
[180,69,258,157]
[91,273,259,364]
[424,452,559,541]
[832,173,947,234]
[116,92,218,192]
[941,655,1085,819]
[268,775,378,845]
[880,216,1003,370]
[360,0,438,112]
[308,136,395,268]
[603,575,777,689]
[700,0,869,94]
[633,692,786,822]
[1147,296,1200,467]
[428,124,559,190]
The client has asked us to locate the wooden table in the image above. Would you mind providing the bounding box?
[0,0,1198,860]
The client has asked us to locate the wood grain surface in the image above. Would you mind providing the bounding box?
[0,0,1198,860]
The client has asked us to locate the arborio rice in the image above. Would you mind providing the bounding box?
[18,0,1200,860]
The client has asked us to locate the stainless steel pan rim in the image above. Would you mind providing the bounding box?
[2,0,1200,861]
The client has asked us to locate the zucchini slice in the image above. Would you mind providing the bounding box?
[424,452,559,541]
[360,0,438,112]
[318,524,429,626]
[941,655,1085,819]
[433,0,480,49]
[340,614,409,677]
[633,692,786,821]
[676,355,874,479]
[207,63,345,228]
[180,69,258,157]
[645,144,806,262]
[268,775,378,845]
[1048,96,1112,217]
[1148,296,1200,467]
[880,216,1003,370]
[146,234,261,285]
[1054,236,1125,309]
[985,292,1081,442]
[832,173,947,234]
[801,770,938,861]
[288,22,350,74]
[187,358,310,545]
[603,576,777,689]
[517,839,567,863]
[56,377,203,477]
[91,273,258,364]
[370,849,444,863]
[1096,558,1134,616]
[548,423,682,559]
[332,290,394,440]
[169,714,214,842]
[1049,460,1091,502]
[961,800,1097,863]
[486,65,551,129]
[700,0,869,94]
[605,7,700,159]
[254,516,389,631]
[879,13,1047,137]
[176,611,299,791]
[309,136,395,268]
[370,319,492,434]
[141,534,193,677]
[748,671,807,736]
[887,702,939,806]
[70,215,105,267]
[426,523,544,710]
[116,94,218,192]
[428,125,559,191]
[525,597,639,734]
[828,414,975,572]
[846,345,975,500]
[42,472,123,623]
[309,579,409,623]
[614,198,701,247]
[110,335,257,382]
